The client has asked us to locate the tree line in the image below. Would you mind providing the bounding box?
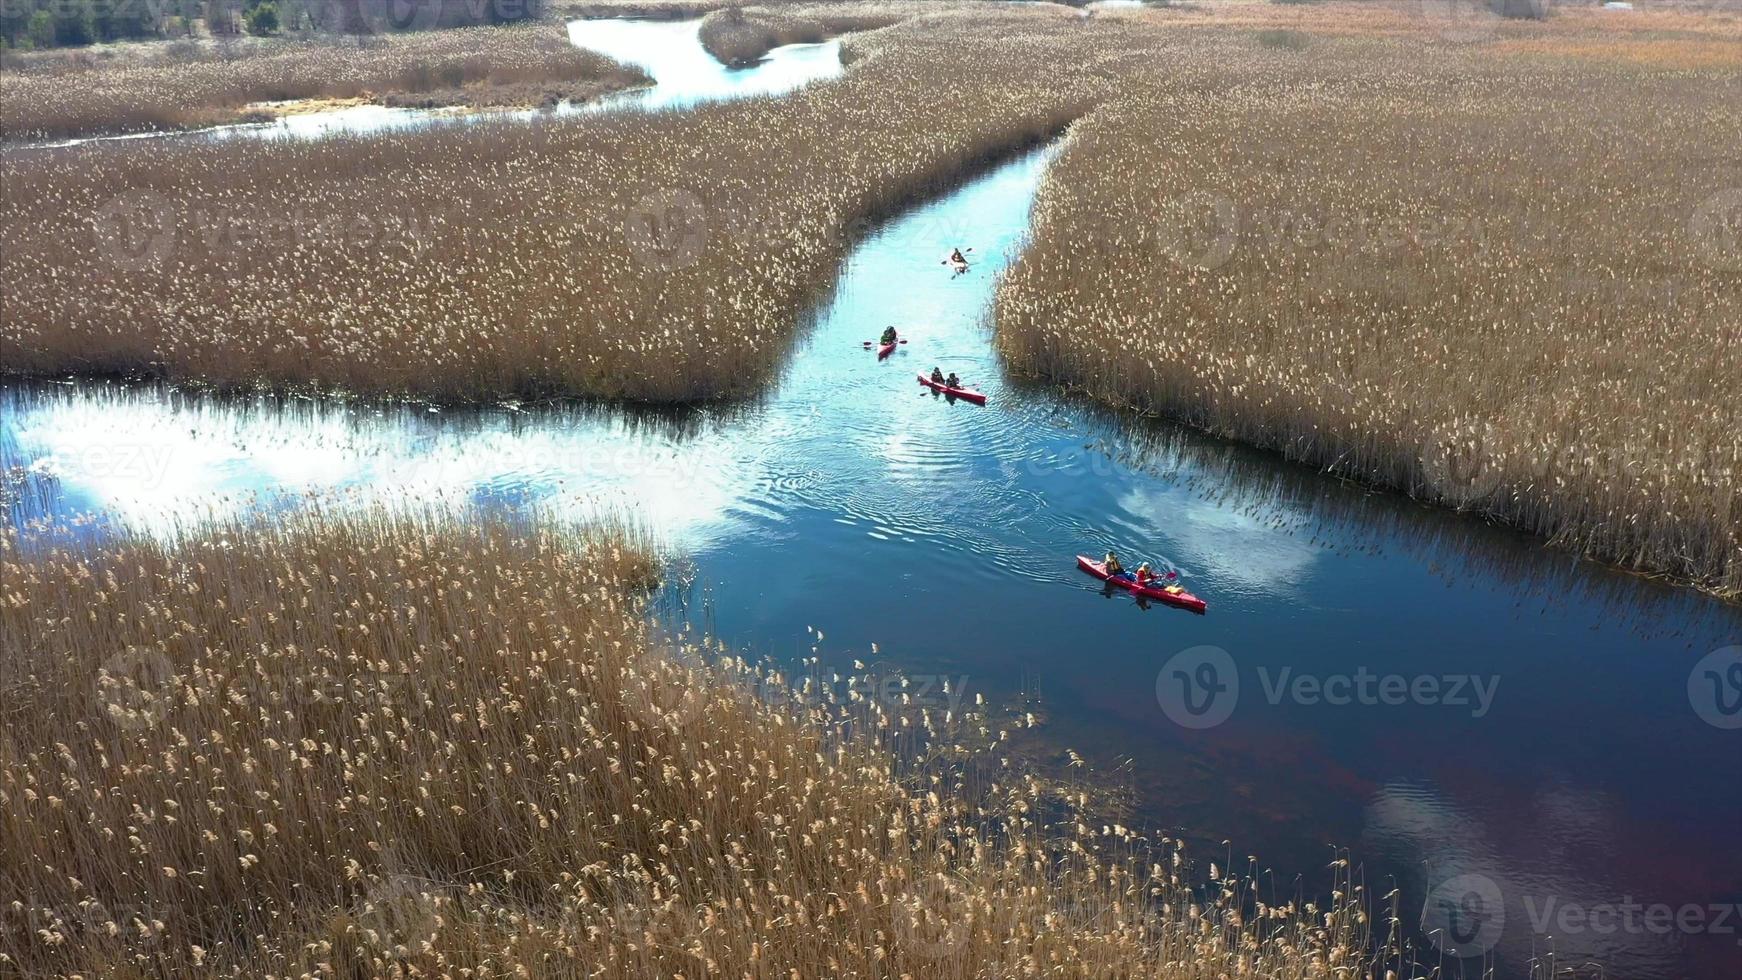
[0,0,546,49]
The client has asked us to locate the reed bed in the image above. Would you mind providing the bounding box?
[0,4,1105,402]
[995,14,1741,596]
[0,23,649,141]
[2,0,1736,591]
[697,4,900,66]
[0,508,1404,977]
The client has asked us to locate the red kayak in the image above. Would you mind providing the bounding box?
[1076,555,1207,613]
[877,339,898,359]
[917,374,988,405]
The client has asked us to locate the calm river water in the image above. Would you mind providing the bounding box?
[2,18,1738,980]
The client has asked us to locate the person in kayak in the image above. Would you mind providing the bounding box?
[931,366,947,385]
[1103,551,1125,577]
[1136,562,1181,590]
[949,248,968,267]
[880,326,899,346]
[945,371,961,389]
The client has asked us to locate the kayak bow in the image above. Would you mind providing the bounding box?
[1076,555,1207,613]
[877,338,898,359]
[917,374,988,405]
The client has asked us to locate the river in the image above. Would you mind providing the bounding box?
[2,18,1738,980]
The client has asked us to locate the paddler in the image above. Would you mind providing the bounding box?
[931,366,947,385]
[1137,562,1180,590]
[880,326,899,346]
[948,247,968,267]
[945,371,961,389]
[1103,551,1125,576]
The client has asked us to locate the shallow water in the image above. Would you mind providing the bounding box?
[10,18,842,150]
[3,21,1740,980]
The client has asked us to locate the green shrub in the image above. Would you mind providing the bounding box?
[244,1,279,36]
[25,10,54,49]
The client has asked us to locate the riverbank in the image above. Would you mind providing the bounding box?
[5,112,1737,980]
[1,2,1736,600]
[0,509,1393,977]
[697,4,900,66]
[0,22,649,142]
[0,4,1103,403]
[995,4,1741,597]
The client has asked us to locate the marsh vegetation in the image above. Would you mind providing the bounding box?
[0,510,1399,977]
[2,5,1739,977]
[4,1,1734,594]
[0,4,1098,402]
[0,22,647,141]
[697,3,897,65]
[996,5,1741,595]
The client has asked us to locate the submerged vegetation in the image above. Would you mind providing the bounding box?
[997,5,1741,596]
[0,510,1397,977]
[0,22,647,141]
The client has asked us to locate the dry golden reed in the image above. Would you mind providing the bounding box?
[0,22,649,141]
[0,509,1402,977]
[697,4,899,66]
[0,4,1103,403]
[996,6,1741,596]
[1,0,1736,594]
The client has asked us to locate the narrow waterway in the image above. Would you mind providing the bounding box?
[2,20,1738,980]
[10,18,842,150]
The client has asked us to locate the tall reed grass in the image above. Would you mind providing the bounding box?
[697,4,899,66]
[0,509,1407,976]
[996,16,1741,596]
[0,4,1103,402]
[0,22,648,141]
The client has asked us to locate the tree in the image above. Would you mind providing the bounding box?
[244,0,278,34]
[26,9,56,48]
[205,0,239,34]
[55,0,97,45]
[1491,0,1550,18]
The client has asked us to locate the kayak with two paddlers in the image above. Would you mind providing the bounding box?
[1077,553,1206,613]
[919,369,987,405]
